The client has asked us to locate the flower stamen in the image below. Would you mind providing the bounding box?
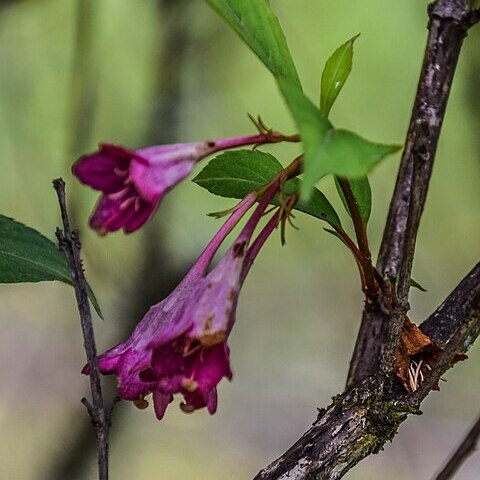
[108,186,131,201]
[119,196,136,211]
[181,378,199,392]
[179,402,196,414]
[113,166,129,178]
[134,396,149,410]
[183,339,202,357]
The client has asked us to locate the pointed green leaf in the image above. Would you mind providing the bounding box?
[206,0,300,85]
[204,2,399,201]
[193,150,341,229]
[410,278,427,292]
[0,215,103,318]
[320,34,360,117]
[205,0,332,201]
[303,129,401,193]
[334,176,372,225]
[193,149,281,198]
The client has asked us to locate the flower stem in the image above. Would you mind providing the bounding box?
[336,177,377,296]
[189,192,258,277]
[206,131,300,155]
[243,211,280,279]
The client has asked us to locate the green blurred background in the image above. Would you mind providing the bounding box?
[0,1,478,479]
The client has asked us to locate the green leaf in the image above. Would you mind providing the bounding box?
[410,278,427,292]
[304,129,401,189]
[276,77,332,187]
[0,215,103,318]
[193,150,341,229]
[334,176,372,225]
[320,34,360,117]
[205,0,332,200]
[320,33,364,220]
[193,149,280,199]
[204,1,399,201]
[206,0,300,85]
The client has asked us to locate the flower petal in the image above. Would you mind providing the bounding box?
[185,243,245,342]
[153,390,173,420]
[89,195,125,234]
[123,200,157,233]
[204,389,218,414]
[130,145,199,203]
[88,188,157,234]
[115,350,155,400]
[148,343,185,377]
[73,144,131,193]
[193,343,232,392]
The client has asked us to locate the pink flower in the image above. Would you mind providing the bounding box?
[72,134,269,234]
[82,267,207,415]
[83,186,281,420]
[139,234,249,418]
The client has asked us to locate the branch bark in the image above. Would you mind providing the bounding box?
[53,178,116,480]
[347,0,472,388]
[255,261,480,480]
[255,1,479,478]
[409,262,480,405]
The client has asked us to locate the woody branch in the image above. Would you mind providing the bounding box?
[255,1,480,479]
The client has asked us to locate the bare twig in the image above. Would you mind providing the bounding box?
[378,0,470,282]
[53,178,114,480]
[347,0,473,387]
[432,414,480,480]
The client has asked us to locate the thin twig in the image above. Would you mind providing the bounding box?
[53,178,113,480]
[433,414,480,480]
[378,0,470,283]
[336,177,376,295]
[336,178,370,257]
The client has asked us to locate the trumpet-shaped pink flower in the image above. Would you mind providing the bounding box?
[139,234,249,417]
[83,186,281,420]
[72,134,269,234]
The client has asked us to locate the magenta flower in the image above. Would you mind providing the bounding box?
[72,134,269,234]
[83,234,248,418]
[139,234,249,417]
[82,267,211,417]
[83,187,281,420]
